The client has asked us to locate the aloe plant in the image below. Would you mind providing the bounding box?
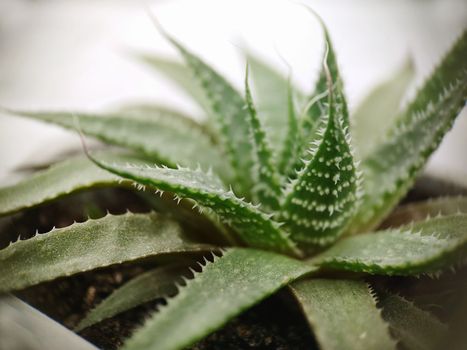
[1,9,466,350]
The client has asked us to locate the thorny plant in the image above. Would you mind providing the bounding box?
[0,9,467,350]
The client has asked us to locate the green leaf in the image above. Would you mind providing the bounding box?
[76,264,188,331]
[278,78,302,178]
[0,155,122,216]
[352,58,415,159]
[244,67,282,211]
[0,296,98,350]
[0,212,213,292]
[379,293,447,350]
[314,215,467,276]
[6,109,231,181]
[381,196,467,229]
[246,52,305,157]
[113,103,219,143]
[280,63,359,248]
[352,30,467,232]
[158,27,255,197]
[136,54,212,116]
[300,8,350,158]
[290,279,394,350]
[122,248,316,350]
[89,155,302,257]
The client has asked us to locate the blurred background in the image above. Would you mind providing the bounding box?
[0,0,466,185]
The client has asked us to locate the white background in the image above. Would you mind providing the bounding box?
[0,0,466,185]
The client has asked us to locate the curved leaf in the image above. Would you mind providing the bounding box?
[290,279,394,350]
[113,103,219,143]
[353,30,467,232]
[0,155,122,216]
[381,196,467,229]
[136,54,212,115]
[76,264,188,331]
[89,155,301,257]
[123,248,316,350]
[278,79,301,178]
[244,68,282,211]
[315,215,467,276]
[0,212,213,292]
[352,58,415,159]
[6,109,231,181]
[380,293,447,350]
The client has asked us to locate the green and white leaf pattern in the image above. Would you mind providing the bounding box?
[88,155,301,257]
[281,62,359,247]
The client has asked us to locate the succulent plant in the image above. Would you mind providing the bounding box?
[1,9,466,350]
